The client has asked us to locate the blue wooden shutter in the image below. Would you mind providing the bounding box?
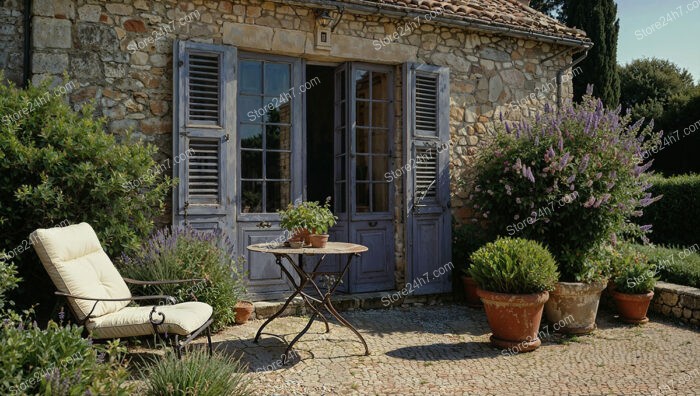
[403,63,452,294]
[173,41,236,236]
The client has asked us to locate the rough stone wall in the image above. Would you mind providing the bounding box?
[0,0,24,85]
[651,281,700,327]
[14,0,576,290]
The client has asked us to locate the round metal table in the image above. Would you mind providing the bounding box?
[247,242,369,361]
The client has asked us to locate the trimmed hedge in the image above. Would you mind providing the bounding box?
[639,174,700,247]
[632,244,700,289]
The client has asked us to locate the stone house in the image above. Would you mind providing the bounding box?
[0,0,590,300]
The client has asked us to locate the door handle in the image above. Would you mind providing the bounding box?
[256,221,272,228]
[368,221,378,227]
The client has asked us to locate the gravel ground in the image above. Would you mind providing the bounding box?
[188,304,698,395]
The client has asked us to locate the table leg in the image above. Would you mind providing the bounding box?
[284,312,318,362]
[254,255,302,343]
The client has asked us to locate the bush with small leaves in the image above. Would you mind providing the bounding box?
[469,238,559,294]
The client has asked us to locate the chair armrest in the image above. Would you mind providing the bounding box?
[122,278,209,286]
[55,291,177,305]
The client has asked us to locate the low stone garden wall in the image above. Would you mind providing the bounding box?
[650,281,700,327]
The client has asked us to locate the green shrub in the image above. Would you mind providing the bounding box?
[469,238,559,294]
[452,223,496,273]
[631,244,700,288]
[0,255,20,311]
[469,92,660,282]
[142,349,251,396]
[279,198,337,235]
[0,78,173,316]
[637,174,700,247]
[614,260,657,294]
[118,226,246,331]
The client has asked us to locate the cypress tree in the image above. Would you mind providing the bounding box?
[564,0,621,107]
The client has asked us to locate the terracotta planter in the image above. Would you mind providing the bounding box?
[289,228,311,245]
[544,281,606,334]
[476,288,549,352]
[234,300,254,324]
[611,290,654,324]
[461,276,482,308]
[309,234,329,248]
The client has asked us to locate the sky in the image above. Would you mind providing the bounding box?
[616,0,700,82]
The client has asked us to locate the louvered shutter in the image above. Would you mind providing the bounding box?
[173,41,236,235]
[403,63,452,294]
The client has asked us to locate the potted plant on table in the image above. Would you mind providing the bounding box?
[278,201,315,246]
[611,254,657,324]
[469,237,559,352]
[469,90,661,334]
[305,197,338,248]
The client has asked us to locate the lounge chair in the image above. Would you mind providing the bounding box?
[31,222,213,358]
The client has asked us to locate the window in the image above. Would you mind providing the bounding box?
[238,59,293,213]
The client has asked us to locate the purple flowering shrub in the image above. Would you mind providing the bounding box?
[470,91,662,282]
[118,226,246,331]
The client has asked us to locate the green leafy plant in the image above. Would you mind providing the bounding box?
[142,349,251,396]
[118,227,247,331]
[0,77,173,317]
[469,238,559,294]
[0,254,20,311]
[279,198,338,235]
[469,90,661,282]
[614,260,658,294]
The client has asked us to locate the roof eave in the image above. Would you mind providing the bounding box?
[277,0,592,49]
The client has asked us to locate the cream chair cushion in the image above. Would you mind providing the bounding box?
[31,222,131,320]
[86,302,213,338]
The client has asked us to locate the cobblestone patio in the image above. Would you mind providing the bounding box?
[201,305,698,395]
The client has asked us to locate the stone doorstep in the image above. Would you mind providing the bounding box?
[252,291,454,320]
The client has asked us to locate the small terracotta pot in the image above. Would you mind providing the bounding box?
[234,300,254,324]
[309,234,329,248]
[461,276,482,308]
[611,290,654,324]
[290,228,311,245]
[476,288,549,352]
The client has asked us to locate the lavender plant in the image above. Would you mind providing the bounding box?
[469,89,662,282]
[118,227,246,331]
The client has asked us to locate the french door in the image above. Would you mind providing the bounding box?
[330,63,396,293]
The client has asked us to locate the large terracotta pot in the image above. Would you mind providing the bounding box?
[476,288,549,352]
[461,276,482,308]
[611,290,654,324]
[545,281,606,334]
[234,301,254,324]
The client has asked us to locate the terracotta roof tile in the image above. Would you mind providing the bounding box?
[343,0,590,44]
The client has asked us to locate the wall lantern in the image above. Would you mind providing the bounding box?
[314,6,344,50]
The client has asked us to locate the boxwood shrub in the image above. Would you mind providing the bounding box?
[638,174,700,247]
[469,238,559,294]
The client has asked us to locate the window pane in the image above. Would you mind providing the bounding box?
[240,124,262,149]
[356,100,370,127]
[356,155,369,181]
[373,183,389,212]
[241,150,262,179]
[372,129,388,154]
[335,182,346,213]
[356,128,369,154]
[266,125,290,150]
[239,95,262,123]
[356,183,370,213]
[264,96,291,124]
[240,60,262,94]
[339,70,346,100]
[241,181,262,213]
[372,102,389,128]
[338,126,346,154]
[372,72,389,100]
[265,63,290,95]
[335,154,346,181]
[266,151,291,180]
[372,156,389,181]
[266,181,290,212]
[354,69,370,99]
